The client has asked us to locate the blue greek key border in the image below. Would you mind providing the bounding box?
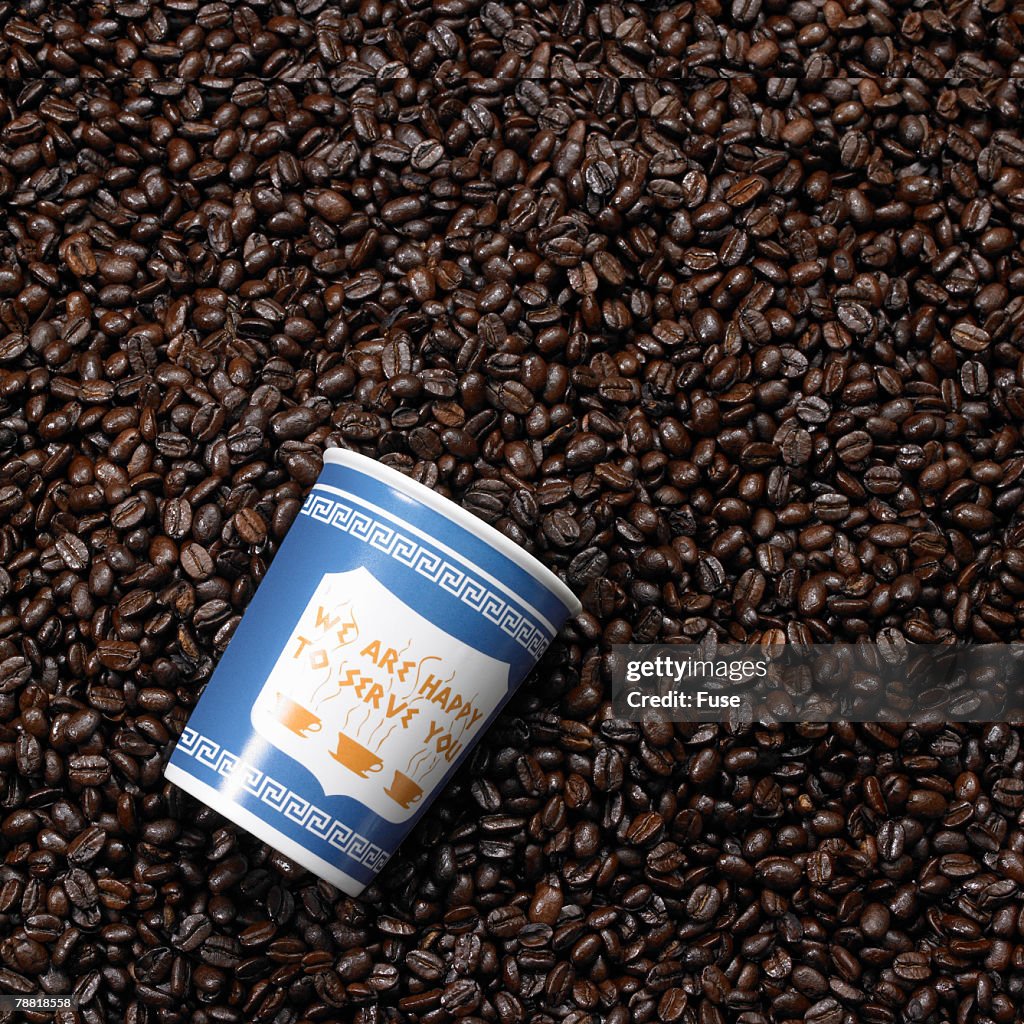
[174,727,391,872]
[300,489,553,657]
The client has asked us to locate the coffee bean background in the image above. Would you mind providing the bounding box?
[3,2,1024,1022]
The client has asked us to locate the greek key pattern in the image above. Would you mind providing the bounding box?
[174,728,391,872]
[300,490,553,657]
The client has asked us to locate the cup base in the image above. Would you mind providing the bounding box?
[164,763,370,897]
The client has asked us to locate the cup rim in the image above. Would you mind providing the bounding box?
[323,447,582,616]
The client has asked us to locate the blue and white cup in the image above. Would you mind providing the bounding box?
[164,448,581,896]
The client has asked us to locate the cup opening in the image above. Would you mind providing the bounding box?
[322,447,582,616]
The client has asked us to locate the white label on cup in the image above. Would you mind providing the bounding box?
[251,566,510,823]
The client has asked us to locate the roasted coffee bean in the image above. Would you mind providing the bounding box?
[162,497,193,540]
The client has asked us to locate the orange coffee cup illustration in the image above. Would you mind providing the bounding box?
[274,692,322,738]
[330,732,384,777]
[384,770,423,809]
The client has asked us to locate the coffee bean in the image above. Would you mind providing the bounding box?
[777,422,812,466]
[96,641,141,672]
[232,509,267,545]
[805,998,843,1024]
[877,821,906,861]
[686,884,722,922]
[950,322,990,352]
[756,856,802,890]
[55,534,89,572]
[180,543,214,581]
[593,747,624,792]
[528,882,563,925]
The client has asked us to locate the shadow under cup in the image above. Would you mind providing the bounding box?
[164,448,580,896]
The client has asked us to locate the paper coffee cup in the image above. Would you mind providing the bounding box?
[164,448,581,896]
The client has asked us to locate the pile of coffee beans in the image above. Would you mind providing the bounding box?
[3,1,1024,1022]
